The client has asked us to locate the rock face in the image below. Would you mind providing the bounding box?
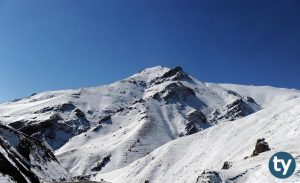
[185,110,210,135]
[149,66,192,86]
[9,105,90,150]
[195,170,222,183]
[252,138,270,156]
[0,124,70,183]
[187,110,207,124]
[153,82,196,102]
[209,97,260,124]
[221,161,232,170]
[91,154,112,172]
[161,66,191,81]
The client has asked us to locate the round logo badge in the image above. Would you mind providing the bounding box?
[269,151,296,179]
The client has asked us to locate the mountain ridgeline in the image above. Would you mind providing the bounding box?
[0,66,299,182]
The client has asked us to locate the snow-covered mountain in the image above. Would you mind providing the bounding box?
[0,66,299,182]
[97,97,300,183]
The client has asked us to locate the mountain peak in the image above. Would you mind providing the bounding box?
[138,65,186,76]
[160,66,190,81]
[130,65,190,84]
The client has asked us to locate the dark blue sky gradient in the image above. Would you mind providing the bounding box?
[0,0,300,102]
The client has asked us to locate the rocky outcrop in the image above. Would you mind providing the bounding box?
[221,161,232,170]
[149,66,192,86]
[187,110,207,124]
[184,110,210,135]
[252,138,270,156]
[34,102,76,114]
[195,170,222,183]
[0,124,70,182]
[153,82,196,102]
[209,97,260,124]
[91,154,111,172]
[99,115,112,124]
[161,66,191,81]
[10,108,90,150]
[185,122,199,135]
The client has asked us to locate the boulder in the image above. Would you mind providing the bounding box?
[221,161,232,170]
[195,170,222,183]
[252,138,270,156]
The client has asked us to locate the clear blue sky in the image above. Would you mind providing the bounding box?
[0,0,299,102]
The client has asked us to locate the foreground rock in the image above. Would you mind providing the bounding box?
[0,124,70,183]
[252,138,270,156]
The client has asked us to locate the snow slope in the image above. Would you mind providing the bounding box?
[216,83,300,108]
[96,97,300,183]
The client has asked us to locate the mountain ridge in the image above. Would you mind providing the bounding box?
[0,66,299,182]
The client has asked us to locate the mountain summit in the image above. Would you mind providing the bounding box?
[0,66,300,182]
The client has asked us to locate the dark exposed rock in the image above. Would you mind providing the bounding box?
[99,115,112,124]
[34,102,76,114]
[0,143,40,183]
[47,117,90,149]
[149,66,191,86]
[30,93,37,97]
[9,120,29,129]
[91,154,111,172]
[226,90,240,97]
[11,111,90,150]
[87,110,93,114]
[184,110,209,136]
[128,79,147,87]
[92,125,102,132]
[34,106,55,114]
[16,138,32,161]
[57,103,77,112]
[221,161,232,170]
[227,170,249,181]
[139,115,149,122]
[187,110,207,124]
[0,125,57,163]
[210,97,260,123]
[252,138,270,156]
[185,122,199,135]
[11,98,22,102]
[74,108,85,118]
[116,107,125,113]
[225,98,255,118]
[131,98,145,105]
[71,92,81,98]
[153,82,196,102]
[0,124,67,182]
[19,115,60,136]
[195,170,222,183]
[0,150,32,183]
[73,174,92,181]
[162,66,183,78]
[161,66,190,81]
[245,96,256,103]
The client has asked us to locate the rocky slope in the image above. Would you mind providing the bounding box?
[0,124,70,182]
[97,97,300,183]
